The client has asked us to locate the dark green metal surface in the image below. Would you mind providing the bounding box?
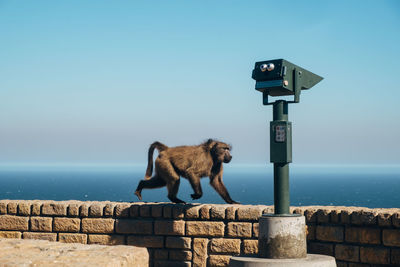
[274,163,290,215]
[251,59,323,215]
[270,101,292,163]
[252,59,323,105]
[271,101,291,214]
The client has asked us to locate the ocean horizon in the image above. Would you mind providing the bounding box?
[0,163,399,209]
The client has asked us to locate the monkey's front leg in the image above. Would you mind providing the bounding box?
[188,174,203,200]
[210,175,240,204]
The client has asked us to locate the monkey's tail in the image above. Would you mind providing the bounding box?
[145,141,168,179]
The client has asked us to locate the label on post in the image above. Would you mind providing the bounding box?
[275,125,286,142]
[270,121,292,163]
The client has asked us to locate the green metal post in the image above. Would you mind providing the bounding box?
[273,100,290,215]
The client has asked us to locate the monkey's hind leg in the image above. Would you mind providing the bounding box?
[134,176,166,200]
[167,179,186,204]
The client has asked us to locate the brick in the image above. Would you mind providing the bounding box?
[31,202,41,216]
[392,248,400,265]
[263,206,273,214]
[140,205,151,217]
[23,232,57,241]
[243,239,258,255]
[304,209,317,223]
[80,204,89,217]
[115,203,131,217]
[7,202,17,214]
[226,206,238,220]
[253,223,259,238]
[18,202,31,216]
[393,213,400,228]
[152,204,164,218]
[210,206,226,220]
[360,246,389,264]
[155,220,185,236]
[292,207,304,215]
[42,202,67,216]
[210,238,241,254]
[227,222,252,238]
[307,224,316,240]
[185,205,201,219]
[88,234,125,245]
[30,217,52,232]
[341,210,351,224]
[208,255,231,267]
[0,231,22,239]
[163,204,173,218]
[330,210,340,223]
[308,242,334,256]
[169,250,192,261]
[345,227,380,244]
[237,206,262,221]
[153,249,168,260]
[127,235,164,248]
[377,212,392,227]
[193,238,208,267]
[82,218,114,233]
[89,204,103,217]
[68,203,80,216]
[317,209,330,223]
[0,215,29,231]
[347,263,368,267]
[186,221,224,237]
[185,204,201,219]
[53,217,81,232]
[116,219,153,234]
[335,244,359,262]
[166,237,191,249]
[199,205,211,219]
[172,204,185,219]
[59,233,87,244]
[316,225,343,242]
[129,204,140,217]
[383,229,400,246]
[0,201,7,214]
[351,210,377,225]
[154,260,190,267]
[104,203,115,217]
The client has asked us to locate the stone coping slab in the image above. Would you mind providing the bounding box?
[0,238,149,267]
[0,199,399,226]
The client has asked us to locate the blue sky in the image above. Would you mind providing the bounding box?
[0,1,399,165]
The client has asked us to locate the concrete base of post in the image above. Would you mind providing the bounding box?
[258,214,306,258]
[228,214,336,267]
[229,254,336,267]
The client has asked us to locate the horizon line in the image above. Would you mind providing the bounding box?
[0,162,399,168]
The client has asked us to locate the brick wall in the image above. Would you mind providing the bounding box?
[0,200,399,267]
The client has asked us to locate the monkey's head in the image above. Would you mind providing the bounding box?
[206,139,232,164]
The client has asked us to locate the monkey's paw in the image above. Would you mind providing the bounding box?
[134,191,142,200]
[191,193,202,200]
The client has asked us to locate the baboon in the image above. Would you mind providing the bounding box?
[134,139,239,204]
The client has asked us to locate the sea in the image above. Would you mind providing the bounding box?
[0,164,399,209]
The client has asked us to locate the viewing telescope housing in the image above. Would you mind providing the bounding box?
[252,59,323,105]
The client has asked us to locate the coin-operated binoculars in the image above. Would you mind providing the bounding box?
[230,60,336,266]
[252,59,323,215]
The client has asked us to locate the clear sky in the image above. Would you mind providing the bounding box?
[1,0,399,165]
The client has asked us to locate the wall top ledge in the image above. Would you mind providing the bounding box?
[0,199,399,227]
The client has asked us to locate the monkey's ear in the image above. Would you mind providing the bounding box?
[205,139,215,147]
[204,139,217,151]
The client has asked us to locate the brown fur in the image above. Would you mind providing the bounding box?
[134,139,239,204]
